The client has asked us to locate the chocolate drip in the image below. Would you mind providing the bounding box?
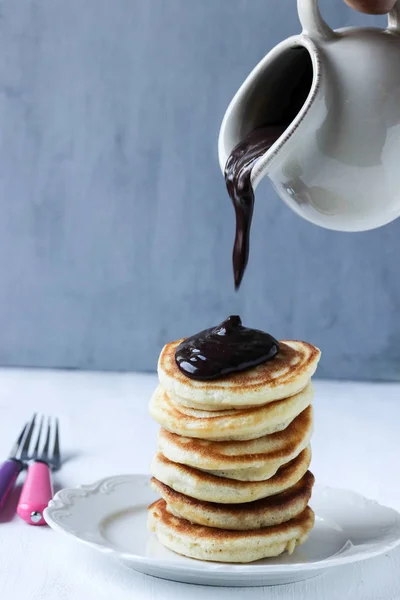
[224,125,287,289]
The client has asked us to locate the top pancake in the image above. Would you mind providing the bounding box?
[158,339,320,410]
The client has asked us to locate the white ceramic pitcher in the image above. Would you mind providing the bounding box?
[218,0,400,231]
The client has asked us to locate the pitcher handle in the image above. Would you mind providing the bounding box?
[298,0,400,39]
[297,0,336,39]
[388,1,400,33]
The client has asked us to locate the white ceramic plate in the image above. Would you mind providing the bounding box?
[44,474,400,587]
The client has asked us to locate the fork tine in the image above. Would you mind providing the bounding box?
[53,418,60,464]
[9,422,28,458]
[41,417,51,459]
[20,414,37,456]
[32,415,44,457]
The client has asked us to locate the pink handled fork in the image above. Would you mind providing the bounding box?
[17,416,61,526]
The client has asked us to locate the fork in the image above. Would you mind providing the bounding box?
[0,414,43,511]
[17,415,61,526]
[0,422,28,511]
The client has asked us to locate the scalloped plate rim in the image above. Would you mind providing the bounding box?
[44,473,400,577]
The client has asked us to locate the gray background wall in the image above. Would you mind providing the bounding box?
[0,0,398,380]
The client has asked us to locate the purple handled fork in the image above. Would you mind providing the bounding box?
[0,414,41,511]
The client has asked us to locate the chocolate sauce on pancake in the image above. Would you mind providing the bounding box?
[225,125,287,290]
[175,315,279,380]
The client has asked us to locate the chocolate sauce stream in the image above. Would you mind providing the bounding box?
[224,125,287,290]
[175,315,279,380]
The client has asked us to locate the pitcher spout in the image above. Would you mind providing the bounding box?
[218,34,323,181]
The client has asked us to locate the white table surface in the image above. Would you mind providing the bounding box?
[0,368,399,599]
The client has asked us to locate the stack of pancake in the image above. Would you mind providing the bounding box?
[148,339,321,563]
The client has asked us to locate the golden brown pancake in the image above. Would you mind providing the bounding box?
[149,383,313,441]
[148,499,315,562]
[157,405,313,480]
[158,339,320,410]
[151,471,314,530]
[150,446,312,503]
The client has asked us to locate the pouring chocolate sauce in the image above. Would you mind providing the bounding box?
[224,125,287,290]
[175,315,279,380]
[223,45,313,289]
